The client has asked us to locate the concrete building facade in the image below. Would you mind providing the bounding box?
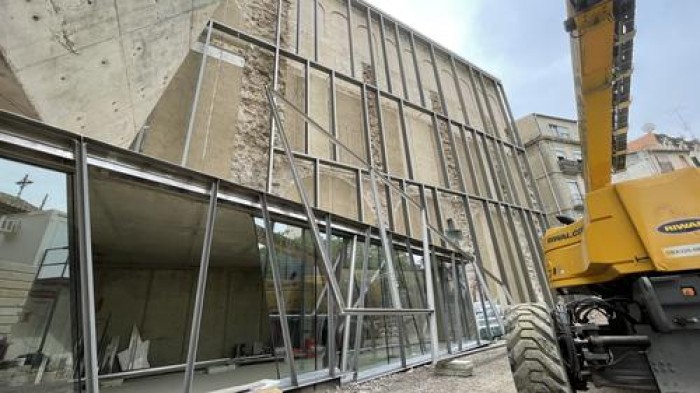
[516,113,585,225]
[0,1,551,392]
[613,131,700,182]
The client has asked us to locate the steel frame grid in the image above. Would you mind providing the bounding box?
[0,108,507,391]
[265,87,510,358]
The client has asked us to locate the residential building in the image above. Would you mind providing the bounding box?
[613,130,700,182]
[0,1,551,391]
[516,114,585,225]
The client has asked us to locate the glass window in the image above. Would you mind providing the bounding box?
[0,158,79,391]
[549,124,571,138]
[90,170,208,389]
[566,180,583,205]
[192,204,291,391]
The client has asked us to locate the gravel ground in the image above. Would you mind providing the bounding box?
[326,344,645,393]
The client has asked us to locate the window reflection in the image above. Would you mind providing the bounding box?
[0,157,77,392]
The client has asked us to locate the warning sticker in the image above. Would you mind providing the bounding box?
[663,243,700,259]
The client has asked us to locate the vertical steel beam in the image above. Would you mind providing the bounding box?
[493,205,526,302]
[361,84,374,167]
[183,182,219,392]
[340,235,358,371]
[397,100,415,180]
[182,21,213,166]
[393,24,409,101]
[261,195,299,385]
[400,179,412,238]
[379,15,392,93]
[304,60,311,154]
[356,168,364,221]
[430,113,450,189]
[352,229,371,380]
[446,120,467,193]
[450,253,464,351]
[505,207,537,302]
[520,209,554,306]
[295,0,301,54]
[420,206,439,364]
[478,134,503,200]
[313,0,319,62]
[330,71,339,160]
[461,127,482,195]
[325,214,336,377]
[347,0,356,78]
[429,45,448,117]
[74,140,99,393]
[482,202,514,304]
[266,88,347,309]
[408,32,426,107]
[266,0,284,193]
[314,158,320,207]
[369,170,403,308]
[366,7,378,86]
[450,56,470,125]
[374,90,389,173]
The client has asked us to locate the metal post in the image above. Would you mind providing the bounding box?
[326,214,336,377]
[420,208,439,365]
[379,15,392,93]
[266,88,346,309]
[369,170,403,309]
[340,235,358,371]
[313,0,319,62]
[347,0,356,78]
[352,229,371,380]
[74,140,99,393]
[450,253,464,351]
[182,21,213,166]
[266,0,284,193]
[183,181,219,392]
[366,7,378,86]
[394,24,409,101]
[261,195,299,385]
[330,71,339,160]
[408,32,426,107]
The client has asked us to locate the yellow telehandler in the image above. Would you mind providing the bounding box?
[505,1,700,392]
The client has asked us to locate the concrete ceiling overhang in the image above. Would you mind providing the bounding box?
[90,173,261,269]
[0,0,223,147]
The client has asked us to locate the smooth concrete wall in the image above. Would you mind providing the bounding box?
[94,265,268,368]
[0,0,223,147]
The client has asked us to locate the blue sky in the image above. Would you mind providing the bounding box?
[367,0,700,139]
[0,158,67,211]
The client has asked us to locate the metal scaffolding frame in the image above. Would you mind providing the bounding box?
[0,109,506,391]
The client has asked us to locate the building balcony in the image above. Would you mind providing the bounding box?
[558,158,583,175]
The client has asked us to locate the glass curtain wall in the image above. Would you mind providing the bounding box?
[0,157,80,393]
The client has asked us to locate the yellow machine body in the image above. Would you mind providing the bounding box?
[545,168,700,288]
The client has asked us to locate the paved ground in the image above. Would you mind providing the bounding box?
[329,344,644,393]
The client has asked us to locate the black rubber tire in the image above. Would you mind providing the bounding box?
[505,303,573,393]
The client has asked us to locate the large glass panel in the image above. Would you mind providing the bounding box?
[90,170,208,391]
[0,158,79,392]
[353,244,401,376]
[191,204,290,392]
